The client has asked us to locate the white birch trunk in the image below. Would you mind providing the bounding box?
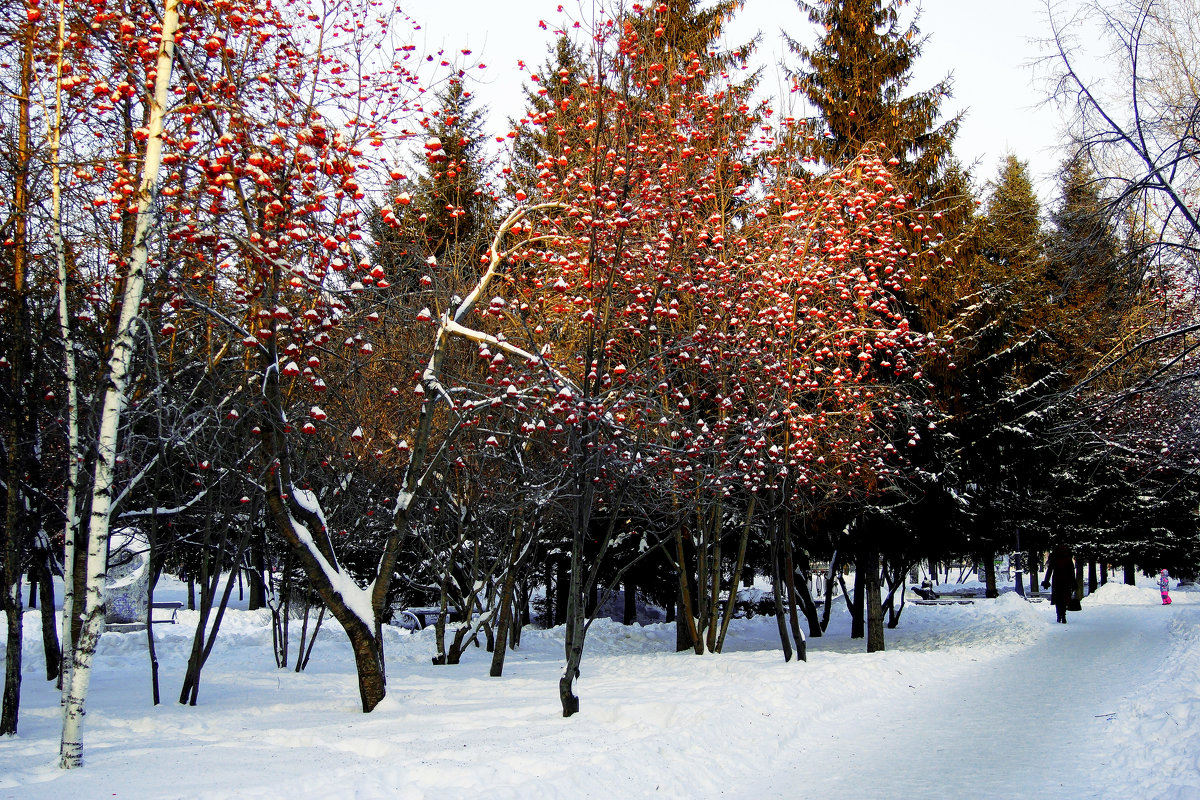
[59,0,180,768]
[51,0,80,701]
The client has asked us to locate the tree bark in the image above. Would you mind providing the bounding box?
[35,552,61,681]
[1,10,37,739]
[673,528,700,653]
[247,529,267,611]
[490,517,526,677]
[819,549,841,633]
[794,573,822,638]
[673,580,691,651]
[782,525,806,662]
[554,558,568,626]
[52,0,81,698]
[559,511,586,716]
[715,496,755,653]
[60,1,182,766]
[622,576,636,625]
[850,556,865,639]
[769,527,793,662]
[542,558,553,627]
[864,547,885,653]
[1,579,20,736]
[983,550,998,598]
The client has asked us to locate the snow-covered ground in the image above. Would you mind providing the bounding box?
[2,578,1197,799]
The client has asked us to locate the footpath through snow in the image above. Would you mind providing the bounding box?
[752,592,1190,798]
[1,580,1198,799]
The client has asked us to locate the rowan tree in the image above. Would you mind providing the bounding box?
[783,0,965,651]
[6,0,457,757]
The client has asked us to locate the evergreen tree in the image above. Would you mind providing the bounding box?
[1045,153,1126,377]
[509,36,588,195]
[943,156,1060,577]
[413,77,497,261]
[980,156,1044,271]
[788,0,960,198]
[369,77,497,294]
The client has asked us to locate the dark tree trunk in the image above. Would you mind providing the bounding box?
[559,519,587,717]
[179,520,252,706]
[769,536,793,663]
[1124,561,1136,585]
[554,558,569,626]
[782,530,806,661]
[1029,553,1040,595]
[490,517,526,678]
[1,414,24,733]
[1075,560,1086,602]
[586,583,598,618]
[247,528,267,611]
[793,570,822,638]
[444,624,470,665]
[864,548,885,653]
[623,577,636,625]
[71,524,88,653]
[820,550,841,634]
[513,579,528,646]
[346,620,386,711]
[542,559,553,627]
[850,557,865,639]
[1,588,20,735]
[1087,561,1097,594]
[983,550,998,598]
[674,579,692,652]
[1,18,35,739]
[35,553,61,681]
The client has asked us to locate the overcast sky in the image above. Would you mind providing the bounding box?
[408,0,1071,198]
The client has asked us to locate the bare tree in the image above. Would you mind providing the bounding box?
[1047,0,1200,286]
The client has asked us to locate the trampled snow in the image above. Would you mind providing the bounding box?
[1,579,1197,799]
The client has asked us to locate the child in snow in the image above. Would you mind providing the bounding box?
[1159,569,1172,605]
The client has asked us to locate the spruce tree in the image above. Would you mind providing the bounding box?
[413,77,497,262]
[945,156,1060,577]
[788,0,960,199]
[369,77,497,293]
[1045,154,1126,380]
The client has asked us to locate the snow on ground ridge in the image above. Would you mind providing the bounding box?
[1,578,1197,800]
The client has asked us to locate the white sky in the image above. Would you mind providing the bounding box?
[408,0,1071,198]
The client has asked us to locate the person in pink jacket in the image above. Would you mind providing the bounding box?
[1159,569,1172,605]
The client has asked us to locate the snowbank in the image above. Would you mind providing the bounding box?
[1,579,1196,799]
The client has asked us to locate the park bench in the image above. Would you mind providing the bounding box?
[912,598,976,605]
[151,601,183,624]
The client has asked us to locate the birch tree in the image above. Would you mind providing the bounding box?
[59,0,181,768]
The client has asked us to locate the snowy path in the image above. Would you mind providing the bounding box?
[752,603,1170,798]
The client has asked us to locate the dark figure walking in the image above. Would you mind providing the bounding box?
[1042,544,1076,624]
